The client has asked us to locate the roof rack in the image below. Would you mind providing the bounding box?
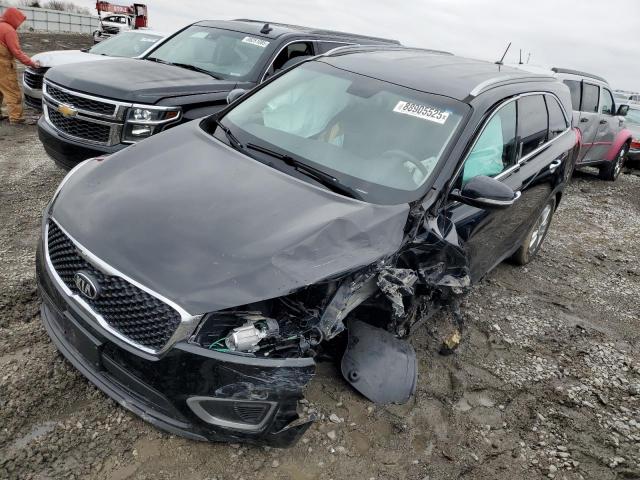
[324,44,452,57]
[232,18,400,44]
[469,74,556,97]
[551,67,608,84]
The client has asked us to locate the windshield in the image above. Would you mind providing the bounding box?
[145,25,270,79]
[215,61,467,204]
[89,32,162,58]
[625,108,640,126]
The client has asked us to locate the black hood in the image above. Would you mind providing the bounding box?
[50,122,409,314]
[45,58,238,104]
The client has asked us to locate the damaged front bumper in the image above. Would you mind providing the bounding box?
[36,244,315,447]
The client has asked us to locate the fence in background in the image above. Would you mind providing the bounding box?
[0,4,99,33]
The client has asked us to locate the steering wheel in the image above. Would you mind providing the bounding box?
[381,150,430,179]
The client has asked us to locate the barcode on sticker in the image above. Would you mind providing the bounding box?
[242,36,270,48]
[393,101,450,124]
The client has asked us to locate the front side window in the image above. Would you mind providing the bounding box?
[546,95,569,139]
[89,32,162,57]
[601,89,615,115]
[215,61,468,204]
[581,83,600,113]
[518,95,548,157]
[264,42,314,78]
[146,25,272,79]
[563,80,581,111]
[462,101,516,184]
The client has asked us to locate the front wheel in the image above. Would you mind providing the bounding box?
[598,144,628,181]
[511,198,556,266]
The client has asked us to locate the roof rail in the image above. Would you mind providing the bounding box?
[469,74,556,97]
[232,18,400,44]
[324,45,453,57]
[551,67,608,84]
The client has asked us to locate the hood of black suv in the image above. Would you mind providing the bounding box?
[50,122,409,314]
[45,58,239,104]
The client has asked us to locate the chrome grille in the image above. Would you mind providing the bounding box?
[46,83,116,117]
[23,69,46,89]
[46,221,182,351]
[47,108,112,144]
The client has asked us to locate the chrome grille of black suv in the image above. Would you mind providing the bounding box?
[47,221,182,351]
[47,109,112,144]
[46,83,117,117]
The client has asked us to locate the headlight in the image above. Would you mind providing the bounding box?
[123,105,181,142]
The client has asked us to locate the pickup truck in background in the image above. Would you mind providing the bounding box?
[513,65,632,181]
[38,19,400,170]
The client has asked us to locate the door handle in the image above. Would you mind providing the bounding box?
[549,159,562,172]
[580,117,589,123]
[599,119,607,125]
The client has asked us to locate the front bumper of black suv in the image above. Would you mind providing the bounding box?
[36,229,315,447]
[38,117,126,171]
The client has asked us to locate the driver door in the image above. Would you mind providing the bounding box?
[447,99,520,282]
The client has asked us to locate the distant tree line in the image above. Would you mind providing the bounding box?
[11,0,92,15]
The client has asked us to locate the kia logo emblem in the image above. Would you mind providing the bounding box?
[74,271,100,300]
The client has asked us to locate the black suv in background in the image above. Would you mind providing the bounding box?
[38,47,578,446]
[37,19,399,169]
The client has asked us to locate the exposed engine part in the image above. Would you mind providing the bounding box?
[225,318,280,352]
[317,273,379,341]
[377,267,418,320]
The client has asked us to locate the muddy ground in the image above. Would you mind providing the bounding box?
[1,34,640,480]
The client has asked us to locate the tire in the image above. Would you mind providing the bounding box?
[598,144,628,181]
[511,198,556,266]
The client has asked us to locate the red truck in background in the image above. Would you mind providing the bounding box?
[94,2,148,43]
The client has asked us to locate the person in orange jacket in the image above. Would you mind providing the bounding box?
[0,7,41,124]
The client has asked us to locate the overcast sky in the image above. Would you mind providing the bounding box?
[74,0,639,91]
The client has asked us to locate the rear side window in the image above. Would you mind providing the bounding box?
[581,83,599,113]
[518,95,548,157]
[317,41,352,54]
[563,80,581,111]
[546,96,568,139]
[462,101,517,183]
[601,89,615,115]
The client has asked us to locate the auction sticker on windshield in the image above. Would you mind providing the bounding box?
[242,36,270,48]
[393,101,450,124]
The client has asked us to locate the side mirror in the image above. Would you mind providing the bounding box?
[450,175,520,210]
[226,88,247,105]
[617,104,629,116]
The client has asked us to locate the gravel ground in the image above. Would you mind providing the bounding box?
[1,34,640,480]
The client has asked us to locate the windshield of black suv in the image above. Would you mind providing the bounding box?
[212,61,468,204]
[89,31,163,58]
[145,25,271,79]
[625,107,640,126]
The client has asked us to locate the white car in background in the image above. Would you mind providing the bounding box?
[23,30,167,110]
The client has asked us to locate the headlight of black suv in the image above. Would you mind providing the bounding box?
[123,105,181,142]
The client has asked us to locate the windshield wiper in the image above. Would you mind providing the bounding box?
[145,56,170,64]
[213,118,243,151]
[170,62,219,79]
[245,143,363,200]
[145,58,219,78]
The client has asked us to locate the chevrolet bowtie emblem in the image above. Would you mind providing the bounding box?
[57,104,78,118]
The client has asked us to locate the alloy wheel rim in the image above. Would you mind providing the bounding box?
[528,204,552,254]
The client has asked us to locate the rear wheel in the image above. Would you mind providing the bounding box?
[512,198,556,266]
[598,144,628,181]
